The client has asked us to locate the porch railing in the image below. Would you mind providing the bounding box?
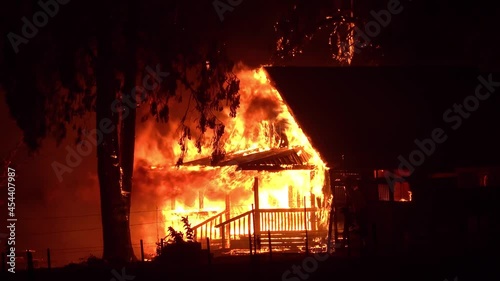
[192,211,225,242]
[192,207,324,249]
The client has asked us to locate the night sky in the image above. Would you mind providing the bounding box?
[1,0,499,267]
[266,66,500,170]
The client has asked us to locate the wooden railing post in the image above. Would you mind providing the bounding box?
[26,250,33,272]
[304,196,309,255]
[206,237,211,265]
[221,225,226,249]
[268,230,272,261]
[311,193,317,231]
[248,213,253,256]
[140,240,145,262]
[253,177,261,235]
[252,204,257,253]
[47,248,51,270]
[225,194,231,248]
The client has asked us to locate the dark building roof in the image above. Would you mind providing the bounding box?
[264,66,500,171]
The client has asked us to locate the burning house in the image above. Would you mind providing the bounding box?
[127,63,500,261]
[134,65,500,257]
[134,67,332,254]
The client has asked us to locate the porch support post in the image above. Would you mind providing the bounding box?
[253,177,261,234]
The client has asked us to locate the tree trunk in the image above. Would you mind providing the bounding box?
[96,2,134,262]
[119,0,139,261]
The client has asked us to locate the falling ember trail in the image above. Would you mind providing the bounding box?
[133,66,329,251]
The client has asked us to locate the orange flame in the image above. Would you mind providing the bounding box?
[133,65,329,250]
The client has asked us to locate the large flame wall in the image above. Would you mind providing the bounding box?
[132,65,329,251]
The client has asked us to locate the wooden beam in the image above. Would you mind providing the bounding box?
[238,165,315,171]
[253,177,261,234]
[288,185,295,208]
[199,190,204,210]
[223,194,230,249]
[311,193,317,231]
